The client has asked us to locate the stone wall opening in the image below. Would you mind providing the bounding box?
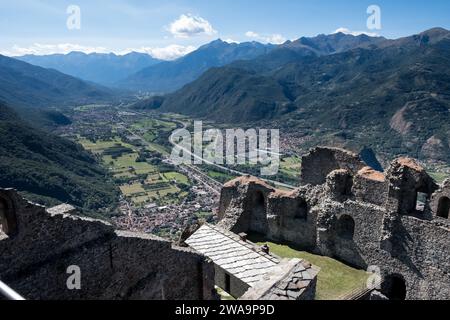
[385,274,407,300]
[415,192,428,212]
[225,273,231,294]
[336,215,355,240]
[294,200,308,220]
[0,197,17,236]
[248,191,268,234]
[437,197,450,219]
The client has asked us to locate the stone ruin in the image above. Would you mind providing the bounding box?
[217,147,450,300]
[0,188,316,301]
[185,224,319,300]
[1,146,449,300]
[0,189,216,300]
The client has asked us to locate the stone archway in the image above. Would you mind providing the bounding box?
[437,196,450,219]
[336,215,355,240]
[385,274,407,300]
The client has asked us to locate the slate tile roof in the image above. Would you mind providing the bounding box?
[185,224,280,287]
[260,260,319,300]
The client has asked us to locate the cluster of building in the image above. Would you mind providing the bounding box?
[113,185,219,239]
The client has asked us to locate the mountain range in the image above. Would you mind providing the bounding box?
[0,54,117,126]
[117,40,275,93]
[18,51,161,86]
[1,27,450,208]
[146,28,450,162]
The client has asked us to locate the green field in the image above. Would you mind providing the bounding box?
[163,172,189,185]
[120,183,146,195]
[104,153,157,175]
[79,135,190,206]
[74,104,109,112]
[428,171,448,184]
[207,170,237,183]
[132,118,177,131]
[252,239,370,300]
[279,156,302,179]
[79,137,135,155]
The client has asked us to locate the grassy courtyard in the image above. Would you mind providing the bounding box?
[252,239,370,300]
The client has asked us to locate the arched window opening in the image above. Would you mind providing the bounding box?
[254,191,265,209]
[336,215,355,240]
[437,197,450,219]
[386,275,407,301]
[295,200,308,220]
[415,192,428,212]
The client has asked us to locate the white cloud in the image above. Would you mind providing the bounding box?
[129,44,196,60]
[2,43,109,56]
[245,31,286,44]
[168,14,217,38]
[333,27,378,37]
[245,31,259,38]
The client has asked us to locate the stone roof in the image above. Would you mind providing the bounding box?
[265,260,319,300]
[185,224,281,287]
[240,258,320,300]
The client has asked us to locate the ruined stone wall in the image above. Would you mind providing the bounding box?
[266,188,319,251]
[300,147,366,186]
[430,179,450,219]
[0,189,216,300]
[217,148,450,300]
[218,177,275,235]
[352,168,389,206]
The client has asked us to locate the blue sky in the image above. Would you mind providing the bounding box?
[1,0,449,59]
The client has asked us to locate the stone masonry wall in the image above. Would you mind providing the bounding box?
[217,148,450,300]
[0,189,216,300]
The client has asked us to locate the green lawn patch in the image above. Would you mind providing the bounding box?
[163,172,190,185]
[120,183,146,195]
[252,239,370,300]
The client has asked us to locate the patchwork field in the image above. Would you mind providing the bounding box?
[79,135,190,206]
[279,156,302,179]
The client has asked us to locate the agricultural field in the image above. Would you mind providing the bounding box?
[73,104,110,112]
[79,137,135,155]
[425,164,450,184]
[279,156,302,179]
[130,118,178,155]
[78,135,191,206]
[206,169,237,184]
[163,172,190,185]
